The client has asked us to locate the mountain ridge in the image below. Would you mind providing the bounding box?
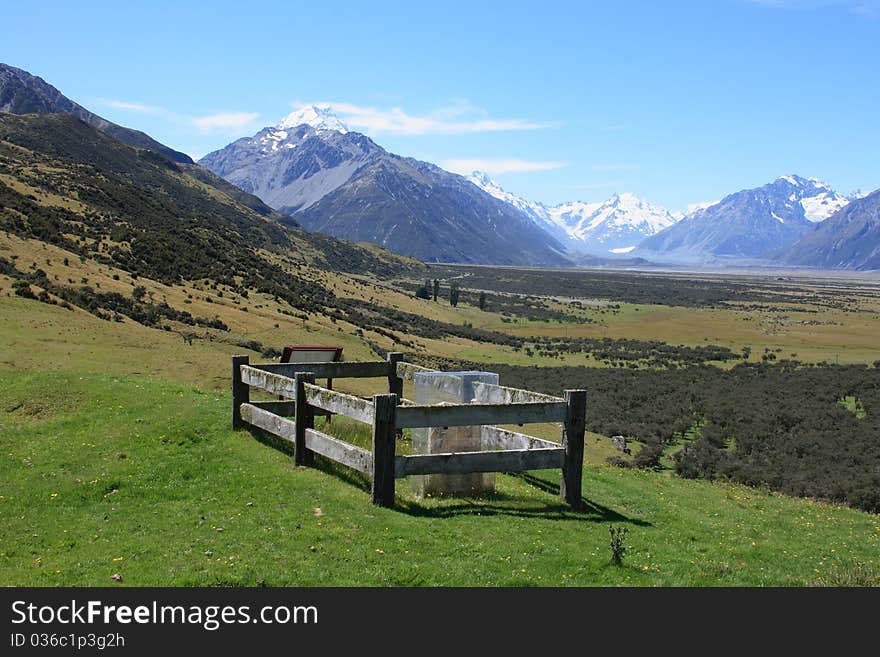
[200,109,572,267]
[777,189,880,270]
[0,62,193,164]
[636,175,850,263]
[467,171,677,255]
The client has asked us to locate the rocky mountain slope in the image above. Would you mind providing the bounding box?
[200,107,570,266]
[777,189,880,270]
[636,175,849,263]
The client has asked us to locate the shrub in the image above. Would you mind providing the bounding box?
[609,525,628,566]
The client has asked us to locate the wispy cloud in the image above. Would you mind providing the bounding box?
[746,0,880,16]
[98,99,261,134]
[191,112,261,133]
[299,100,555,136]
[101,99,164,114]
[441,159,567,175]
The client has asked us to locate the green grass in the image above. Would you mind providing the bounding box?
[2,369,878,587]
[658,418,706,470]
[838,395,867,420]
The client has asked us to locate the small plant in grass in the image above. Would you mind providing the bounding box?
[609,525,628,566]
[815,562,880,587]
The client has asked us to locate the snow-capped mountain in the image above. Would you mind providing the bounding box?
[466,171,571,244]
[200,108,570,266]
[277,104,350,133]
[467,171,677,255]
[788,176,849,222]
[199,105,379,213]
[548,193,678,254]
[779,189,880,270]
[637,174,850,263]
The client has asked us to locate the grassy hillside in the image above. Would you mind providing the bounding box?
[1,295,879,586]
[1,368,877,587]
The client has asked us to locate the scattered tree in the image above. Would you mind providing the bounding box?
[449,281,460,307]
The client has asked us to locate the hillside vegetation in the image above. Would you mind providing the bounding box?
[1,111,879,586]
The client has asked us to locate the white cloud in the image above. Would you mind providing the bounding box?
[101,99,164,114]
[441,159,567,175]
[98,100,262,135]
[191,112,261,133]
[299,100,554,136]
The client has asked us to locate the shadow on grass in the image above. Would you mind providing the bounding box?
[247,427,374,492]
[396,472,651,526]
[247,427,295,457]
[247,428,650,526]
[313,454,372,493]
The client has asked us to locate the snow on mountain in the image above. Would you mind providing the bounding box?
[637,174,850,263]
[242,105,352,159]
[199,107,377,213]
[796,178,849,222]
[467,170,545,219]
[551,192,676,238]
[467,171,678,255]
[200,125,570,266]
[769,175,848,222]
[466,171,571,244]
[779,188,880,270]
[277,104,349,133]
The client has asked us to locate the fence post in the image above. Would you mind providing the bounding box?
[561,389,587,510]
[387,352,404,437]
[371,393,398,507]
[386,352,404,398]
[294,372,315,467]
[232,355,250,430]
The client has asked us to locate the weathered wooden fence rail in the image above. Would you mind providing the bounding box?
[232,353,586,509]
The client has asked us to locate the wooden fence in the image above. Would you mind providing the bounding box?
[232,353,586,509]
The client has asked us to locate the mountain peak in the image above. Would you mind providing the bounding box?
[774,174,831,190]
[607,192,648,208]
[769,175,847,222]
[468,170,510,197]
[278,104,349,133]
[470,170,493,186]
[776,174,808,186]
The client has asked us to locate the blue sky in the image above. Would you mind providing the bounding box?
[4,0,879,211]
